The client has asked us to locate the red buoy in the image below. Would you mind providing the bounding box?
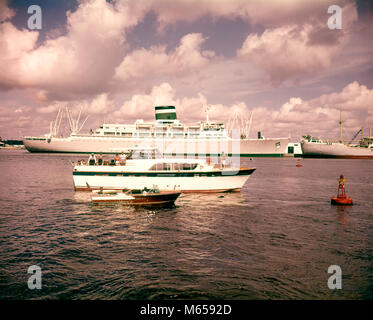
[296,159,303,167]
[331,174,353,205]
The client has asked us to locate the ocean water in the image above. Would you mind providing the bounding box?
[0,150,372,300]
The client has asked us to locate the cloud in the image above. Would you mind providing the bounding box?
[115,33,215,81]
[0,0,15,22]
[0,0,142,97]
[237,3,358,84]
[0,22,39,88]
[139,0,343,30]
[112,82,248,123]
[37,92,116,115]
[248,81,373,139]
[0,0,364,101]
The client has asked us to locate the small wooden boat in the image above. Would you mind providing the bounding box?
[92,188,181,207]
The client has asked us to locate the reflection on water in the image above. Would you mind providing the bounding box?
[334,205,352,228]
[0,150,372,299]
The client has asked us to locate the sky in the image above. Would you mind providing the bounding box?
[0,0,373,141]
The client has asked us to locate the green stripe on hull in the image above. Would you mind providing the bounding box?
[25,149,285,157]
[163,153,285,158]
[73,168,255,177]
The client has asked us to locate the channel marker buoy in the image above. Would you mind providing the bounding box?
[331,174,353,205]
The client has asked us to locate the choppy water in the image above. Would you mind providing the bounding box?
[0,150,372,299]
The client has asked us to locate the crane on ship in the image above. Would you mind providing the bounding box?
[348,128,362,145]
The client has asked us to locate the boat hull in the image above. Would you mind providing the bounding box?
[23,136,290,157]
[73,167,256,193]
[301,141,373,159]
[92,191,181,206]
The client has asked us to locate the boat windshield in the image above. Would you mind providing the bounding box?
[128,148,163,160]
[149,162,198,171]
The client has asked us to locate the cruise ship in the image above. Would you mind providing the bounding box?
[23,105,290,157]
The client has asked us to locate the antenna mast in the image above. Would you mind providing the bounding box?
[339,107,343,143]
[205,105,210,123]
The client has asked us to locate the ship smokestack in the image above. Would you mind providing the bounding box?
[155,106,177,122]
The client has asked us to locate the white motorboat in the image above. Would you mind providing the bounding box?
[73,147,256,193]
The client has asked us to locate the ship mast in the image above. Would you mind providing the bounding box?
[205,105,210,124]
[339,106,343,143]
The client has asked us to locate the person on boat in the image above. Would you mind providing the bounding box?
[88,153,96,165]
[120,152,127,165]
[114,153,121,165]
[221,152,226,168]
[97,152,104,165]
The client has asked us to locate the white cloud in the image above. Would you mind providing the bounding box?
[0,0,142,96]
[115,33,214,81]
[0,0,14,22]
[248,81,373,140]
[111,82,249,127]
[237,3,358,84]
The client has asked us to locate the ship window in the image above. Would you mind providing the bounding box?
[149,163,198,171]
[129,149,162,159]
[104,132,115,135]
[139,132,151,137]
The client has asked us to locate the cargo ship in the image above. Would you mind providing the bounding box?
[23,105,290,157]
[301,109,373,159]
[301,134,373,159]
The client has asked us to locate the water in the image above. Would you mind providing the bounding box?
[0,150,372,299]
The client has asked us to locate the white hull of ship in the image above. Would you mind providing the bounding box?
[24,136,290,157]
[73,174,251,192]
[73,170,252,193]
[301,141,373,158]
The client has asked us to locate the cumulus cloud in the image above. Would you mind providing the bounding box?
[112,82,247,124]
[0,0,142,97]
[138,0,343,30]
[0,0,14,22]
[0,0,363,100]
[0,23,39,88]
[248,81,373,140]
[37,92,116,116]
[237,3,358,84]
[115,33,214,81]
